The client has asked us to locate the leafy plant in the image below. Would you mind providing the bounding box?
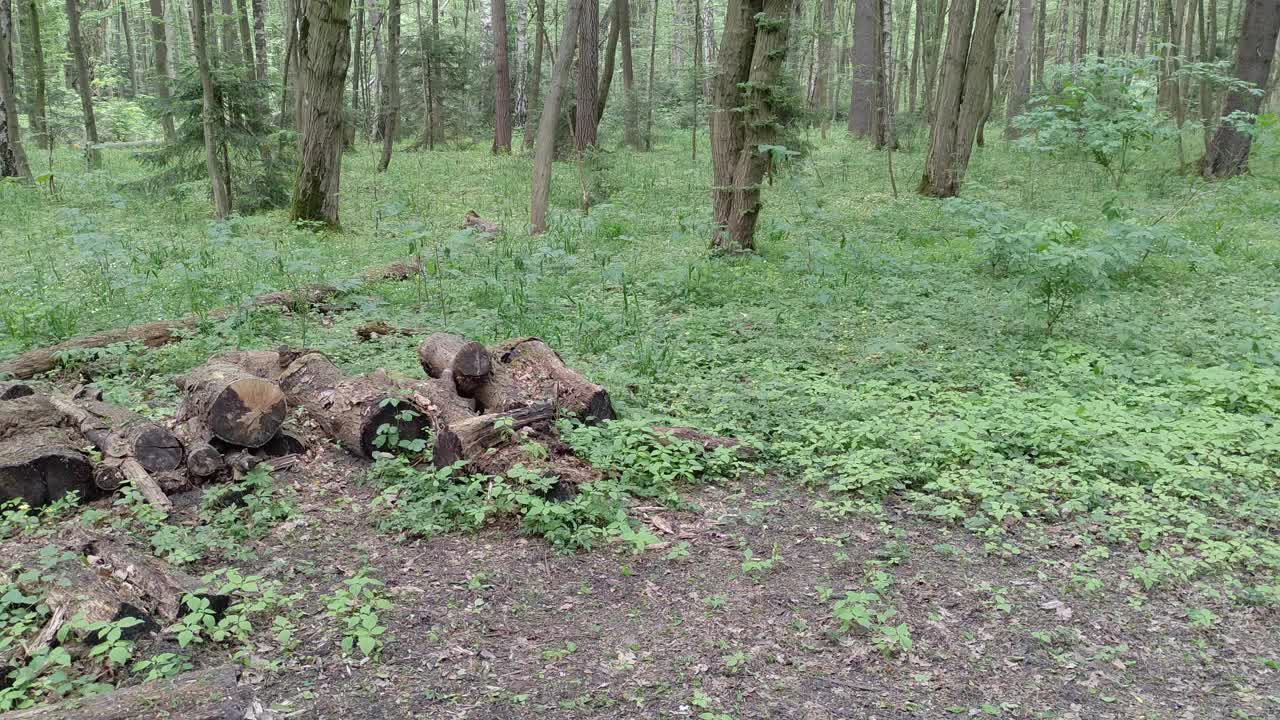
[323,570,392,659]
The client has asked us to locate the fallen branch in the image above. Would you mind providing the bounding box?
[0,259,421,380]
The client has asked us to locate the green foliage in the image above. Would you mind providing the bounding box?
[1016,57,1172,187]
[323,570,392,659]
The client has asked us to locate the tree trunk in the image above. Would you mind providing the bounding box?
[20,0,48,149]
[645,0,658,148]
[220,0,241,63]
[815,0,834,124]
[574,0,599,150]
[919,0,1005,197]
[430,0,443,144]
[379,0,401,168]
[119,2,138,95]
[65,0,100,167]
[1076,0,1089,62]
[291,0,352,227]
[711,0,792,252]
[848,0,876,135]
[620,0,640,146]
[1202,0,1279,177]
[1097,0,1109,53]
[470,338,614,419]
[252,0,267,79]
[922,0,945,119]
[874,0,893,147]
[1035,0,1045,84]
[1005,0,1032,136]
[597,0,621,124]
[236,0,256,74]
[0,0,29,179]
[191,0,233,218]
[147,0,176,140]
[523,0,545,149]
[909,0,922,114]
[492,0,514,151]
[0,430,94,508]
[530,0,582,233]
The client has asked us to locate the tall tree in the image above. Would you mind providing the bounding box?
[848,0,876,135]
[65,0,101,167]
[0,0,29,179]
[575,0,599,150]
[1202,0,1279,177]
[597,0,621,123]
[522,0,545,149]
[919,0,1006,197]
[235,0,255,72]
[531,0,582,232]
[291,0,352,226]
[20,0,48,149]
[620,0,640,147]
[379,0,401,168]
[1097,0,1110,54]
[1076,0,1089,62]
[1005,0,1032,136]
[120,1,138,95]
[874,0,893,147]
[492,0,513,152]
[147,0,176,140]
[645,0,658,147]
[251,0,267,79]
[191,0,233,217]
[220,0,241,63]
[429,0,443,144]
[710,0,792,251]
[1034,0,1045,85]
[814,0,834,125]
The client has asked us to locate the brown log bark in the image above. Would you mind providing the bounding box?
[472,338,614,420]
[1202,0,1279,178]
[432,402,554,468]
[1,666,249,720]
[277,352,432,458]
[0,394,69,439]
[175,361,288,449]
[0,260,419,380]
[369,369,478,429]
[417,333,492,398]
[0,428,94,507]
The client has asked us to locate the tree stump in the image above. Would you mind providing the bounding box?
[417,333,492,398]
[175,361,288,448]
[278,352,432,458]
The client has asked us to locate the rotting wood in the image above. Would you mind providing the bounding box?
[432,402,555,468]
[0,428,95,507]
[474,338,614,421]
[417,333,492,398]
[1,665,251,720]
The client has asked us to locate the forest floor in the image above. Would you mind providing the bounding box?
[2,126,1280,719]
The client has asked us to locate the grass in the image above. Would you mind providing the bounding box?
[2,121,1279,602]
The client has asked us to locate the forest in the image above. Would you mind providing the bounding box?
[0,0,1278,715]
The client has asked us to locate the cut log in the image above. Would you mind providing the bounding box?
[474,338,615,422]
[46,394,175,513]
[652,426,756,459]
[184,440,226,479]
[0,665,251,720]
[278,353,432,458]
[0,429,96,507]
[175,361,287,448]
[0,380,35,400]
[61,528,212,622]
[432,402,555,468]
[417,333,492,398]
[371,369,478,430]
[0,259,421,380]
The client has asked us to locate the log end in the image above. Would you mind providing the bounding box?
[209,379,288,448]
[133,426,185,473]
[359,402,432,458]
[584,389,616,424]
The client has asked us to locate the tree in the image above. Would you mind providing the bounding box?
[252,0,268,80]
[0,0,29,179]
[65,0,101,168]
[148,0,177,141]
[710,0,792,252]
[1005,0,1033,137]
[848,0,876,136]
[1202,0,1280,178]
[596,0,621,123]
[492,0,514,152]
[190,0,233,218]
[575,0,599,151]
[521,0,545,150]
[645,0,658,148]
[813,0,834,128]
[619,0,640,148]
[919,0,1006,197]
[20,0,49,150]
[379,0,402,169]
[530,0,583,233]
[291,0,352,227]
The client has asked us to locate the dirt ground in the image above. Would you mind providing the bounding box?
[214,447,1280,720]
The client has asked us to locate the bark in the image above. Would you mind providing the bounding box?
[430,0,443,144]
[175,361,288,448]
[290,0,352,227]
[909,0,922,114]
[493,0,514,152]
[814,0,834,123]
[252,0,268,79]
[53,396,185,474]
[918,0,1006,197]
[575,0,599,150]
[432,402,554,468]
[1005,0,1033,137]
[0,428,94,508]
[523,0,545,149]
[65,0,100,167]
[277,352,432,458]
[530,0,582,233]
[0,260,420,380]
[597,0,621,123]
[471,337,615,419]
[711,0,792,251]
[1035,0,1045,85]
[848,0,877,135]
[620,0,640,146]
[2,666,250,720]
[20,0,48,149]
[119,2,138,95]
[379,0,401,169]
[1097,0,1110,54]
[220,0,240,63]
[236,0,256,74]
[191,0,233,219]
[645,0,657,148]
[147,0,177,140]
[1077,0,1089,62]
[417,332,493,397]
[874,0,894,148]
[922,0,945,119]
[1202,0,1279,178]
[0,0,29,179]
